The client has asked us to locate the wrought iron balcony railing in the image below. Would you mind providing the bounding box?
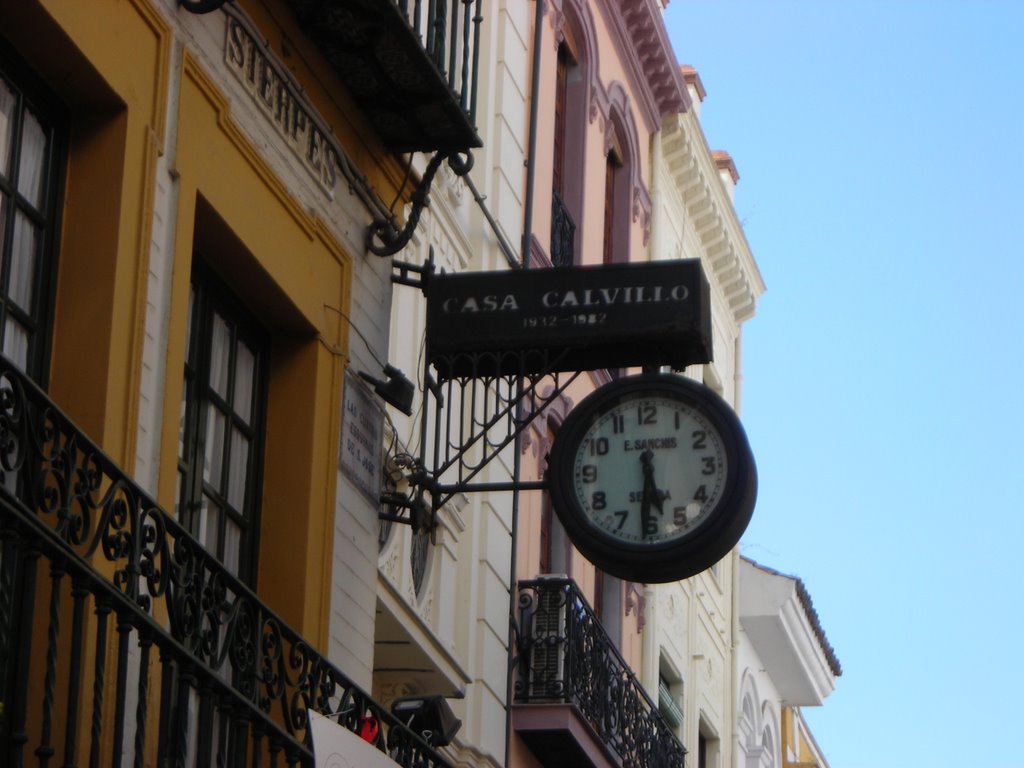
[283,0,483,154]
[550,188,576,268]
[0,356,452,767]
[516,577,687,768]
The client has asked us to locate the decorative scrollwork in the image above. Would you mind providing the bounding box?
[178,0,232,14]
[516,578,688,767]
[0,355,452,768]
[366,150,475,257]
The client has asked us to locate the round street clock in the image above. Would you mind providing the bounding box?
[546,373,757,583]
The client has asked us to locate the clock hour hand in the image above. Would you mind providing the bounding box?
[640,450,663,514]
[640,450,663,539]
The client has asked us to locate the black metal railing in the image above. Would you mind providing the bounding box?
[283,0,482,154]
[515,578,687,768]
[0,356,451,768]
[550,189,576,268]
[397,0,481,124]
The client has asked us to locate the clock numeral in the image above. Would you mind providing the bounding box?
[637,404,657,425]
[644,517,659,536]
[693,485,708,502]
[701,457,716,475]
[612,414,625,434]
[692,430,707,449]
[592,491,607,510]
[614,510,628,530]
[673,507,687,526]
[581,464,598,483]
[590,437,609,456]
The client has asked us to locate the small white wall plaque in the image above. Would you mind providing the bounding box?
[340,369,384,505]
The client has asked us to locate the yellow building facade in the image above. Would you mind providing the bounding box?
[0,0,475,765]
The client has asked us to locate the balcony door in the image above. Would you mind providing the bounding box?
[177,259,268,585]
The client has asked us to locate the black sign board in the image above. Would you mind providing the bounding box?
[426,259,711,378]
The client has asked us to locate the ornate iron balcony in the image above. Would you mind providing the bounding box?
[516,577,687,767]
[283,0,483,154]
[550,188,576,268]
[0,356,452,767]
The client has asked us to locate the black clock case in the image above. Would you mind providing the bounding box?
[545,373,757,583]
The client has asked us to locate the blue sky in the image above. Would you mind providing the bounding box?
[663,3,1024,766]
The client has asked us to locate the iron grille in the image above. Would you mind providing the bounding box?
[0,354,452,768]
[550,188,576,268]
[516,577,688,768]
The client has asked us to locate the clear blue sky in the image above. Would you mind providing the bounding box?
[663,3,1024,766]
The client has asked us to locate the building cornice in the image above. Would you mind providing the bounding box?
[680,64,707,103]
[595,0,691,133]
[660,101,765,323]
[739,558,841,707]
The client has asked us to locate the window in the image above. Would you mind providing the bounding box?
[602,142,622,265]
[539,494,552,574]
[0,50,63,383]
[539,491,569,575]
[550,41,579,268]
[658,672,684,729]
[177,260,268,584]
[552,43,572,199]
[699,715,721,768]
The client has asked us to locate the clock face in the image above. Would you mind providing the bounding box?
[547,373,757,583]
[570,394,728,545]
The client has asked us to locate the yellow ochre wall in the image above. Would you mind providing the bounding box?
[0,0,406,644]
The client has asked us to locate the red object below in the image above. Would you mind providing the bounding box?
[359,715,380,743]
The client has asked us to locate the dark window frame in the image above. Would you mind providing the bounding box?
[0,41,67,386]
[177,258,269,586]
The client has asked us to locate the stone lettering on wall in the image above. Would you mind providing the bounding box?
[224,15,339,195]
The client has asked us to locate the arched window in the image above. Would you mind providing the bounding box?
[738,670,762,751]
[761,725,777,768]
[550,0,596,267]
[602,121,626,264]
[601,85,641,266]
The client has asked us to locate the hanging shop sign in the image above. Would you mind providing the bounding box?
[545,372,757,583]
[224,13,340,195]
[426,259,711,378]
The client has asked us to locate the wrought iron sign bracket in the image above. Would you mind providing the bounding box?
[385,363,575,539]
[178,0,233,14]
[380,254,585,536]
[379,489,433,532]
[367,151,475,257]
[379,258,712,548]
[391,249,437,294]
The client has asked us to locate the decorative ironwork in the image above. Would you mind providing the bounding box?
[384,251,584,537]
[0,355,452,768]
[516,577,688,768]
[410,526,430,597]
[422,366,579,507]
[550,188,576,268]
[178,0,232,13]
[368,150,474,257]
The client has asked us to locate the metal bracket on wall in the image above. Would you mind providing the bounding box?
[178,0,232,13]
[382,252,581,535]
[367,151,475,257]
